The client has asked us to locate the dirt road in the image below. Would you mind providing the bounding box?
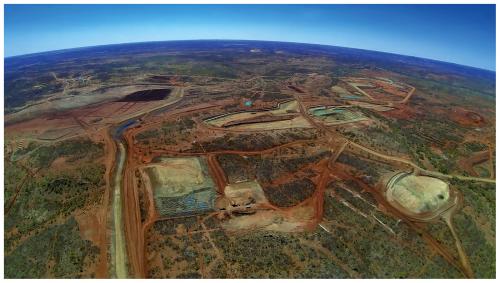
[116,78,492,278]
[108,87,186,278]
[5,167,38,216]
[488,143,495,179]
[442,202,474,278]
[348,142,496,184]
[351,176,468,277]
[400,85,416,104]
[112,142,128,278]
[207,154,228,194]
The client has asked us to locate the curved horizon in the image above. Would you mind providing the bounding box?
[5,38,495,73]
[5,5,495,71]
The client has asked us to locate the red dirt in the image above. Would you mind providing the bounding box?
[488,143,495,179]
[122,144,146,278]
[380,104,420,120]
[207,154,229,194]
[126,135,332,277]
[450,107,487,127]
[139,166,161,278]
[311,158,331,227]
[115,76,481,278]
[5,114,84,138]
[93,128,118,278]
[75,212,102,246]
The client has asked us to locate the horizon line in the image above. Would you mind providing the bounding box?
[5,38,496,73]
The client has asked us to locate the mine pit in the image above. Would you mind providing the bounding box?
[118,88,171,102]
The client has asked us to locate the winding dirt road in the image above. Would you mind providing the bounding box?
[111,78,493,278]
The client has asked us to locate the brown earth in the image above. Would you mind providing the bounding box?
[450,107,487,127]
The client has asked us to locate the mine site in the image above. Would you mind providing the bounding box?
[4,40,496,279]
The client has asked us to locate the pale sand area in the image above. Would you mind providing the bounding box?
[206,100,299,127]
[221,209,310,233]
[142,157,215,198]
[331,85,351,95]
[387,174,450,214]
[224,180,267,204]
[228,116,312,131]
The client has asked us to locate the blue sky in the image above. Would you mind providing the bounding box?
[5,4,496,70]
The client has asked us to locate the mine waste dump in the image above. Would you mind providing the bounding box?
[142,157,217,216]
[118,88,171,102]
[309,105,367,125]
[385,172,451,215]
[203,100,312,130]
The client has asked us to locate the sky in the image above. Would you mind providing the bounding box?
[4,4,496,71]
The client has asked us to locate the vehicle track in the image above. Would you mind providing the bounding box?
[351,176,469,277]
[120,78,492,278]
[111,142,128,278]
[348,141,496,184]
[207,154,228,194]
[289,82,476,278]
[109,87,186,278]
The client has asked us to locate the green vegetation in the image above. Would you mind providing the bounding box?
[463,141,488,153]
[248,148,329,183]
[358,109,464,174]
[167,62,236,78]
[137,117,195,145]
[451,179,495,234]
[11,141,40,160]
[4,161,26,204]
[4,138,105,278]
[264,179,315,207]
[28,139,104,168]
[215,231,294,278]
[322,190,463,278]
[211,229,354,278]
[5,74,63,111]
[445,179,495,278]
[5,40,496,279]
[454,212,495,278]
[337,151,394,183]
[261,91,292,102]
[217,154,253,183]
[5,163,105,248]
[5,217,100,278]
[146,217,203,278]
[406,75,494,105]
[194,129,318,152]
